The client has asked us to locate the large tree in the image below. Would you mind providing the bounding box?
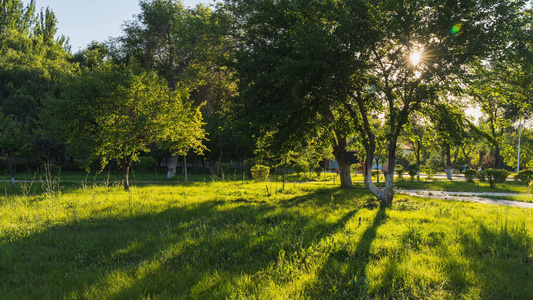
[114,0,238,176]
[0,0,71,186]
[226,0,524,204]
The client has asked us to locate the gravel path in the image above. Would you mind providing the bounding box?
[397,189,533,209]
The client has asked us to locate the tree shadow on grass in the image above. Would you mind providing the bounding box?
[444,221,533,299]
[0,186,366,299]
[307,207,388,298]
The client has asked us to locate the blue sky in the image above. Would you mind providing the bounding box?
[23,0,215,52]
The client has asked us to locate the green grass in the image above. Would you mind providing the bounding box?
[1,179,532,299]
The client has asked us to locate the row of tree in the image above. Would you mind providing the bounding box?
[0,0,532,203]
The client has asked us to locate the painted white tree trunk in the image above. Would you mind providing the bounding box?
[167,154,179,179]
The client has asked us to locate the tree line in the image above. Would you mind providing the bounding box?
[0,0,532,203]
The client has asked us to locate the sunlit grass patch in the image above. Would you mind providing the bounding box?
[0,181,532,299]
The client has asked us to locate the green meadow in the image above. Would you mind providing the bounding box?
[0,177,532,299]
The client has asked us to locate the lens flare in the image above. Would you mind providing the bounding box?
[450,23,462,34]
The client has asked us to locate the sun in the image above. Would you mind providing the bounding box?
[410,51,423,66]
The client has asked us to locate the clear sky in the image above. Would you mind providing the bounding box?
[23,0,215,52]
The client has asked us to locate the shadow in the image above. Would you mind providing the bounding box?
[444,221,533,299]
[0,185,366,299]
[308,207,388,298]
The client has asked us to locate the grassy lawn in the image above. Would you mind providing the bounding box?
[1,179,532,299]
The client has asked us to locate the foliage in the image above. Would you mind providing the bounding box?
[244,158,256,175]
[395,164,404,179]
[477,170,488,182]
[486,169,510,188]
[517,170,533,185]
[52,63,205,190]
[214,161,230,176]
[250,164,269,181]
[314,166,323,177]
[407,164,418,181]
[132,156,156,172]
[371,170,381,177]
[464,169,477,183]
[292,161,309,175]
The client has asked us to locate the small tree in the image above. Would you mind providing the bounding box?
[464,169,477,183]
[407,164,418,181]
[292,161,309,176]
[395,164,404,179]
[486,169,510,188]
[251,165,269,181]
[516,170,533,184]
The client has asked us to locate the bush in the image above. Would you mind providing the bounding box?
[395,164,404,179]
[407,164,418,181]
[517,170,533,184]
[133,156,156,172]
[485,169,510,188]
[371,169,381,177]
[464,169,477,182]
[529,181,533,194]
[314,166,323,177]
[292,161,309,175]
[477,169,487,181]
[251,165,269,181]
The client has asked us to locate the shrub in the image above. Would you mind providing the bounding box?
[517,170,533,184]
[292,161,309,175]
[529,181,533,193]
[477,169,487,181]
[486,168,510,188]
[425,168,436,180]
[133,156,156,172]
[251,165,269,181]
[395,164,404,179]
[371,169,381,177]
[314,166,323,177]
[464,169,477,182]
[407,164,418,181]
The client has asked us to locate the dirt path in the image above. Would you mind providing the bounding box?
[397,189,533,209]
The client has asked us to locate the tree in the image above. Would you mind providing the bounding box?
[52,63,205,191]
[225,0,522,204]
[403,115,431,180]
[0,0,71,185]
[115,0,238,176]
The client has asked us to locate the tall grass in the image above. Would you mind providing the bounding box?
[0,180,532,299]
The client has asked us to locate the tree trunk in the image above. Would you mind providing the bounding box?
[416,142,421,181]
[364,152,395,206]
[332,130,352,188]
[494,145,501,169]
[8,152,16,189]
[167,154,178,179]
[282,156,287,191]
[183,155,188,182]
[123,156,133,191]
[445,143,453,180]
